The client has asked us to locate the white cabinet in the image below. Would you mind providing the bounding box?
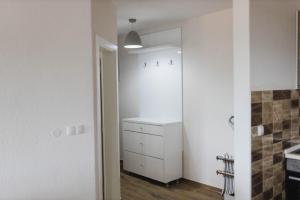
[122,118,182,183]
[123,151,145,176]
[123,131,164,159]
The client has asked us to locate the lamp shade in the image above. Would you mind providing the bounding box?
[124,31,143,49]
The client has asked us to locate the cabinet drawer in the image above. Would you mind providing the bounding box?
[143,134,164,159]
[123,151,145,176]
[123,131,164,159]
[123,131,142,155]
[123,151,165,183]
[145,156,164,182]
[122,122,163,136]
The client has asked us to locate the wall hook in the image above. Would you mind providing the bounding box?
[169,59,174,65]
[144,62,147,68]
[156,61,159,67]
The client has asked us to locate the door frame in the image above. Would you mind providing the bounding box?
[94,35,118,200]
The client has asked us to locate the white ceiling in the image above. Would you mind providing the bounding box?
[115,0,232,34]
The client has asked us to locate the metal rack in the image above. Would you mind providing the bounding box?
[216,155,234,163]
[216,153,235,198]
[216,170,234,178]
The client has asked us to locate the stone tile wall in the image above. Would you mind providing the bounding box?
[251,90,300,200]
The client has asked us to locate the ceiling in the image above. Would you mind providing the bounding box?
[115,0,232,34]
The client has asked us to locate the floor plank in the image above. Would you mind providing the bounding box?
[121,172,222,200]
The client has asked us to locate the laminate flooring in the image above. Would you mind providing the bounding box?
[121,172,222,200]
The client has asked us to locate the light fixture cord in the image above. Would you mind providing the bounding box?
[129,18,136,31]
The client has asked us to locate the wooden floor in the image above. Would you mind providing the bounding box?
[121,172,222,200]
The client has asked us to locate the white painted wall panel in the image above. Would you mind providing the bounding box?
[182,9,234,188]
[250,0,299,90]
[233,0,251,199]
[0,0,117,199]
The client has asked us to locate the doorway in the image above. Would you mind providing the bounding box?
[95,36,120,200]
[116,1,234,199]
[96,1,253,200]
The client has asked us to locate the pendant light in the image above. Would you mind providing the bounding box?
[124,19,143,49]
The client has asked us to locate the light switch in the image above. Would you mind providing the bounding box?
[76,125,85,134]
[66,126,76,136]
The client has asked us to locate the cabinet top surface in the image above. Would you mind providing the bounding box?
[122,118,182,125]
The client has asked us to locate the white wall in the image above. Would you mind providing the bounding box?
[182,9,234,188]
[138,50,182,120]
[250,0,299,90]
[0,0,117,199]
[118,39,142,123]
[118,29,182,122]
[233,0,251,199]
[141,28,181,47]
[138,29,182,120]
[91,0,117,45]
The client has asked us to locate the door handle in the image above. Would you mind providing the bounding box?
[140,142,144,152]
[229,116,234,128]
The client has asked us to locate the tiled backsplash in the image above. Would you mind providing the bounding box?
[251,90,300,200]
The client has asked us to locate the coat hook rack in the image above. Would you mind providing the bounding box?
[156,61,159,67]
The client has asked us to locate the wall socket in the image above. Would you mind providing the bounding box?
[257,125,264,136]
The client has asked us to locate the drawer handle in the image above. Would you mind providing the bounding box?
[140,142,144,152]
[289,176,300,182]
